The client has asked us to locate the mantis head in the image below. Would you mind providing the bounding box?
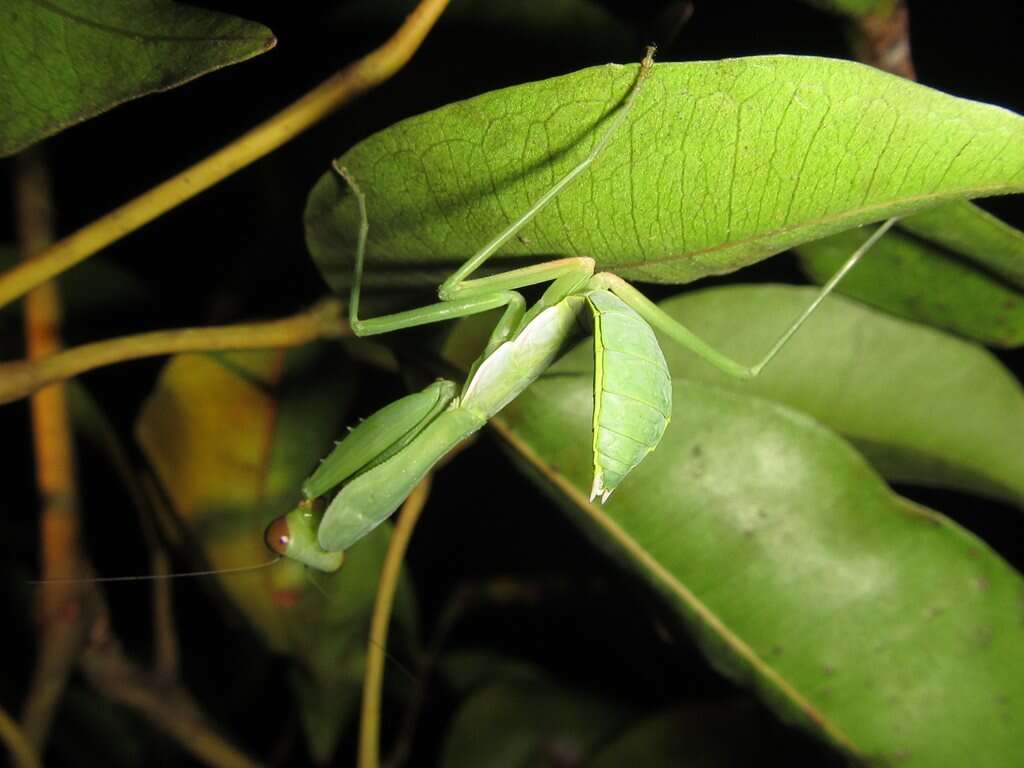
[265,498,345,573]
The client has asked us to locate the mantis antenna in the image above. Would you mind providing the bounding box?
[28,557,281,585]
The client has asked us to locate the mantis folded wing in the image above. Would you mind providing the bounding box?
[267,49,897,572]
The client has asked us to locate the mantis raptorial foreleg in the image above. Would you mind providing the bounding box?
[267,47,897,571]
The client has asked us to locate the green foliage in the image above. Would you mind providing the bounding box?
[797,224,1024,346]
[5,3,1024,766]
[652,285,1024,505]
[306,56,1024,290]
[0,0,274,156]
[901,199,1024,288]
[488,370,1024,766]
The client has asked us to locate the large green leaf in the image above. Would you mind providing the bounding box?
[0,0,275,156]
[134,344,413,764]
[796,224,1024,347]
[485,371,1024,766]
[901,199,1024,289]
[306,56,1024,291]
[645,285,1024,506]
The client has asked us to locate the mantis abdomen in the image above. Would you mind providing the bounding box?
[588,290,672,502]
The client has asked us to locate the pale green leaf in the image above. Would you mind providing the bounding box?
[306,56,1024,291]
[488,372,1024,767]
[642,285,1024,506]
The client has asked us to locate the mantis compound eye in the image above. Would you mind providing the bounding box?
[264,504,346,573]
[264,516,292,557]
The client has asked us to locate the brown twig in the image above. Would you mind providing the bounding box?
[15,147,97,751]
[140,474,180,682]
[14,150,261,768]
[80,616,261,768]
[0,0,451,310]
[0,299,348,405]
[849,1,915,80]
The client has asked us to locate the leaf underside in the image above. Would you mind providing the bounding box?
[0,0,275,156]
[797,224,1024,347]
[490,370,1024,767]
[648,285,1024,507]
[306,55,1024,292]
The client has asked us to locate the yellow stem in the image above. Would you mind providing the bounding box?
[359,476,433,768]
[0,299,347,405]
[0,0,450,310]
[0,706,40,768]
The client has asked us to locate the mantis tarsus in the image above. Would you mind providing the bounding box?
[265,49,899,573]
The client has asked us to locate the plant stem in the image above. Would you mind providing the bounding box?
[80,629,261,768]
[12,150,260,768]
[0,706,40,768]
[849,1,915,79]
[359,476,433,768]
[15,148,96,751]
[0,0,450,311]
[0,299,347,405]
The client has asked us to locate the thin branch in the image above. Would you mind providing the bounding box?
[140,474,180,682]
[0,0,450,310]
[0,705,40,768]
[0,299,348,405]
[359,477,433,768]
[15,148,97,751]
[12,150,258,768]
[80,621,261,768]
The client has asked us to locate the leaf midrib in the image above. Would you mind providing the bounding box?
[486,413,864,759]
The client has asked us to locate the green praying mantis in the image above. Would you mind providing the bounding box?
[265,49,898,573]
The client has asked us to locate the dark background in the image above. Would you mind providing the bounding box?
[1,1,1022,765]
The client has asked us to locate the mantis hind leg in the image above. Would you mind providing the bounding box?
[590,218,899,380]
